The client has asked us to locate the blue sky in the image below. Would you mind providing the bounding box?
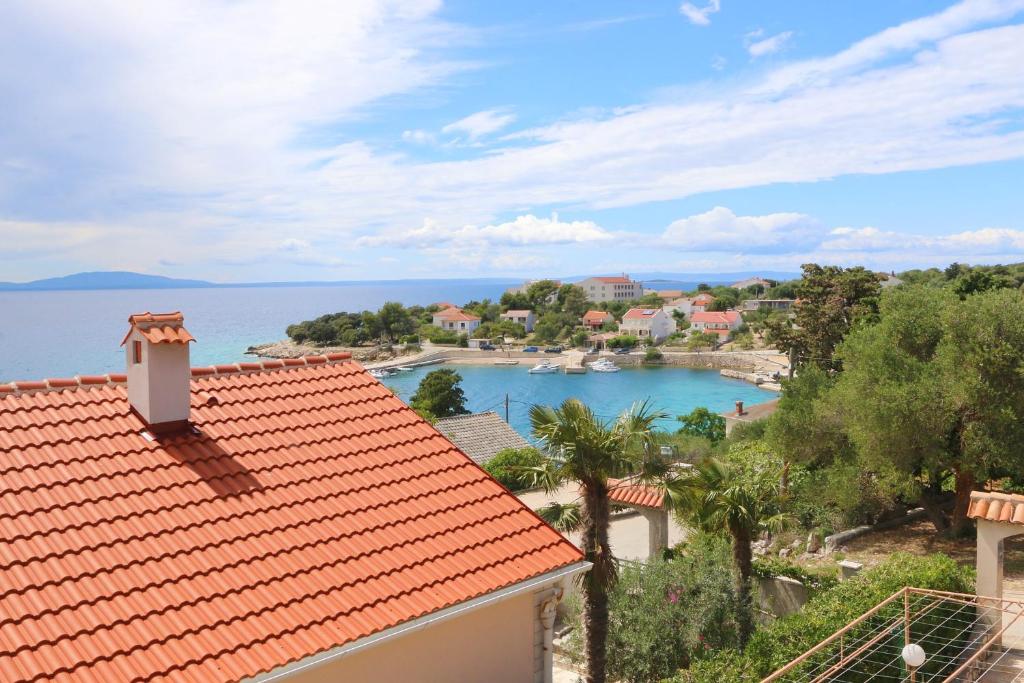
[1,0,1023,282]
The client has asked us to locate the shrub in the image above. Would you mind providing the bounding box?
[676,407,726,444]
[482,447,543,491]
[644,347,663,363]
[608,334,639,349]
[428,330,460,344]
[606,535,740,683]
[676,553,973,682]
[457,333,469,348]
[751,557,838,593]
[410,369,468,419]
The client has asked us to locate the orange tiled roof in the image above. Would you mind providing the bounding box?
[623,307,661,320]
[607,478,664,509]
[690,310,740,325]
[0,355,583,681]
[434,307,481,322]
[582,310,612,323]
[120,311,195,346]
[594,276,631,284]
[968,491,1024,525]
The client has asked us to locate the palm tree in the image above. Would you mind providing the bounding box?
[666,457,789,646]
[528,399,666,683]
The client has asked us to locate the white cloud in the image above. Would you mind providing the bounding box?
[679,0,721,26]
[402,129,436,144]
[358,213,615,248]
[441,109,516,140]
[711,55,728,71]
[662,207,823,252]
[3,0,1024,280]
[821,225,1024,255]
[747,31,793,58]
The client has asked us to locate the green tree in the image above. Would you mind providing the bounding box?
[533,317,561,342]
[834,286,1024,534]
[676,407,726,444]
[687,331,718,350]
[376,302,415,342]
[558,284,590,318]
[666,458,789,646]
[526,279,561,309]
[528,399,666,683]
[410,369,469,419]
[766,264,881,372]
[482,447,544,491]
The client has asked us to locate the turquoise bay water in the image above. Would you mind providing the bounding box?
[382,364,773,437]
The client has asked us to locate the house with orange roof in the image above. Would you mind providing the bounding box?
[0,312,589,683]
[663,292,715,319]
[431,305,482,334]
[581,309,614,331]
[577,274,643,302]
[620,307,675,343]
[690,309,743,338]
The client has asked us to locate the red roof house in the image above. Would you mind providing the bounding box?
[690,310,742,336]
[582,309,613,330]
[0,312,587,682]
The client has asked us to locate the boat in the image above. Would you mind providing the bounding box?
[589,359,620,373]
[369,368,398,379]
[395,366,415,372]
[527,361,559,374]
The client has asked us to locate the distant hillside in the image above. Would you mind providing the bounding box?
[0,271,214,291]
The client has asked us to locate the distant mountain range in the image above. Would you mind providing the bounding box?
[0,270,801,292]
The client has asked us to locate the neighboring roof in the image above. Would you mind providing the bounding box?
[501,309,533,317]
[434,307,481,322]
[434,411,532,466]
[607,478,664,509]
[623,308,663,320]
[731,277,772,289]
[722,398,781,424]
[588,332,617,341]
[968,491,1024,525]
[583,310,612,323]
[693,292,715,303]
[0,355,582,681]
[691,310,741,324]
[592,276,632,284]
[119,311,196,346]
[654,290,683,299]
[433,301,457,309]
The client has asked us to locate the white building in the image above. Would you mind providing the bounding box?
[730,276,773,290]
[577,275,644,303]
[663,292,715,318]
[689,310,742,339]
[432,307,482,334]
[500,309,536,333]
[620,308,675,343]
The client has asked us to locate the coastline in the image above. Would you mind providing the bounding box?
[247,339,787,391]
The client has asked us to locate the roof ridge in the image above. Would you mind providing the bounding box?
[0,353,353,397]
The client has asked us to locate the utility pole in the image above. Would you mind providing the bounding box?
[505,393,510,423]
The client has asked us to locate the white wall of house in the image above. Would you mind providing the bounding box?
[500,311,536,332]
[431,313,481,334]
[577,277,644,303]
[620,310,675,342]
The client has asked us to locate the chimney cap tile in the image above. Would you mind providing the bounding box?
[121,311,195,346]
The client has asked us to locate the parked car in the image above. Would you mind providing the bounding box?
[523,346,539,352]
[478,343,496,350]
[544,346,563,353]
[614,347,632,354]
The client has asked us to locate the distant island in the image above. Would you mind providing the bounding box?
[0,270,801,292]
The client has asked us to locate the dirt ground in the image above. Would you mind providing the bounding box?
[819,519,1024,591]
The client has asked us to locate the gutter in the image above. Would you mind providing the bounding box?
[251,560,592,681]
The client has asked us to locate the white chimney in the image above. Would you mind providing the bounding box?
[121,312,195,432]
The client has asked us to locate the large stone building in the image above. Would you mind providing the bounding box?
[577,275,644,302]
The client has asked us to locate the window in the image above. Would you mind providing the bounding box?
[132,340,143,364]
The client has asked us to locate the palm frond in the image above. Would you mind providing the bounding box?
[534,501,583,533]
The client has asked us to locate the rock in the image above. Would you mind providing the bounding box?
[789,538,802,550]
[806,532,822,554]
[779,548,791,558]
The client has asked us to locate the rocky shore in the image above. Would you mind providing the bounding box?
[246,340,415,363]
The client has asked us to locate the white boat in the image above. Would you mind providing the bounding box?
[395,366,415,372]
[528,361,559,374]
[589,359,620,373]
[369,368,398,379]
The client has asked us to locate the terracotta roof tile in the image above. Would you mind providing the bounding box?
[121,311,195,346]
[607,478,664,509]
[0,355,582,682]
[968,491,1024,525]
